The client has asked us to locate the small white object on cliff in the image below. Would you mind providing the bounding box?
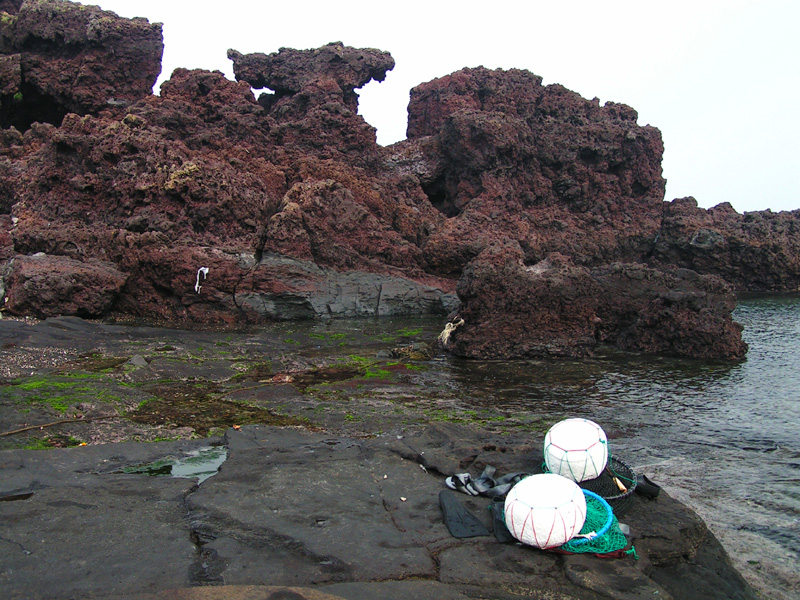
[437,317,464,348]
[195,267,210,294]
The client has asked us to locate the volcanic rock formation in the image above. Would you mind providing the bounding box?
[1,0,798,359]
[445,243,746,360]
[650,196,800,291]
[0,0,163,130]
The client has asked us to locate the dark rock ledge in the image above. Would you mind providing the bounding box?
[0,423,757,600]
[0,316,762,599]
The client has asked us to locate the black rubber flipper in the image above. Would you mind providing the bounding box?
[470,465,497,494]
[439,489,490,538]
[489,497,515,543]
[484,472,531,498]
[635,474,661,499]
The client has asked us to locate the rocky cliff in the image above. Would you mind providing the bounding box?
[1,0,798,360]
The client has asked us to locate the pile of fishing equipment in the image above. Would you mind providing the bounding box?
[441,416,641,558]
[508,418,637,556]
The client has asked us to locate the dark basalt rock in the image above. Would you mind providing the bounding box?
[0,422,759,600]
[0,0,796,361]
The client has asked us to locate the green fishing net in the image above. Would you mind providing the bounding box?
[559,490,637,557]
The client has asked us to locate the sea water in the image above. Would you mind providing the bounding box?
[429,296,800,599]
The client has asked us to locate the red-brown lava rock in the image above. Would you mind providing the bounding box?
[445,243,747,360]
[0,0,163,130]
[1,0,797,360]
[650,196,800,292]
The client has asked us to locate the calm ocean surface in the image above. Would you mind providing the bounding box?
[423,295,799,599]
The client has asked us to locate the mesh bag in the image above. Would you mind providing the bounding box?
[558,490,636,558]
[578,456,638,516]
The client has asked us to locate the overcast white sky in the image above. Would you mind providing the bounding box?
[93,0,799,214]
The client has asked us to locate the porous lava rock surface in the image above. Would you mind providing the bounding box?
[403,67,666,274]
[650,196,800,292]
[0,0,797,360]
[5,252,127,318]
[0,0,163,130]
[447,245,604,359]
[445,243,747,360]
[228,42,394,114]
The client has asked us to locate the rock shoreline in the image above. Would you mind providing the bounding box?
[0,315,761,600]
[0,3,790,596]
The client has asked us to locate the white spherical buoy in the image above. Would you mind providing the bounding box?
[504,473,587,548]
[544,418,608,482]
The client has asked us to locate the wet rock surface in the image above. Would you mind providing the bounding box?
[1,423,757,600]
[0,315,761,600]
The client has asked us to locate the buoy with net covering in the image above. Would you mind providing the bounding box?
[544,418,608,482]
[503,473,587,548]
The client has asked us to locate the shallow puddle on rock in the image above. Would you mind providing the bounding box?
[289,365,365,390]
[121,445,228,483]
[130,381,309,434]
[170,446,228,482]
